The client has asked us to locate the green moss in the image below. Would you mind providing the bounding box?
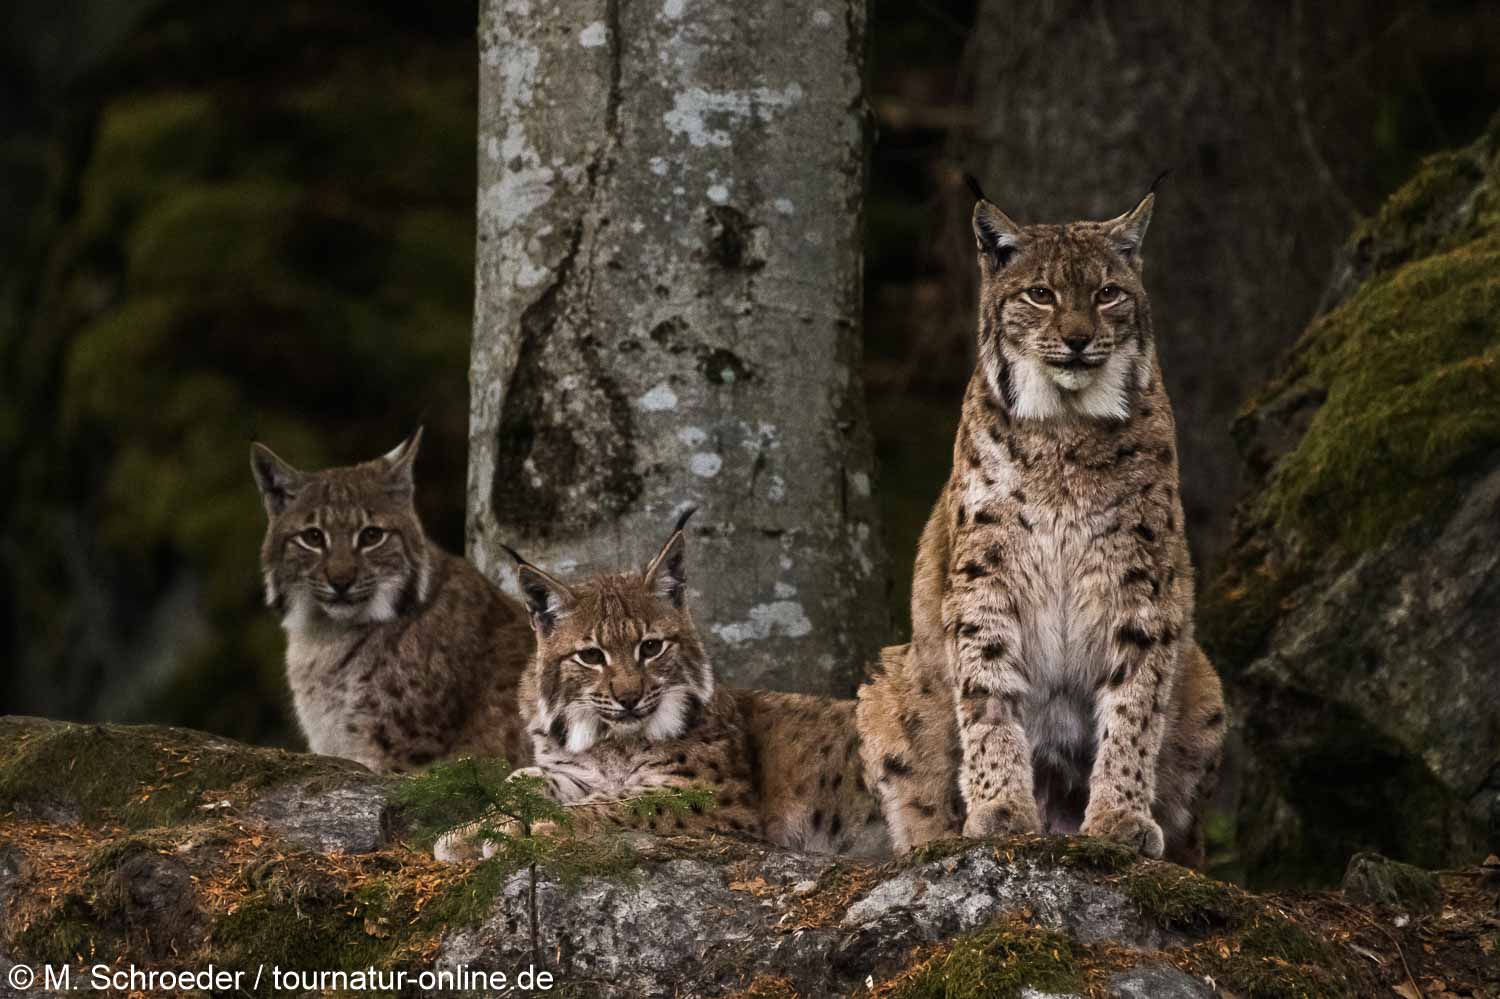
[903,835,1138,874]
[1198,916,1356,999]
[1120,864,1247,932]
[13,898,106,967]
[216,885,392,980]
[1259,236,1500,553]
[1117,865,1359,997]
[1029,835,1139,873]
[0,718,343,827]
[888,917,1084,999]
[1349,147,1488,263]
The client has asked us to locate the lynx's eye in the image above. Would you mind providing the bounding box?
[638,638,665,660]
[575,647,607,667]
[1096,284,1123,304]
[357,526,386,549]
[296,527,326,550]
[1023,286,1055,306]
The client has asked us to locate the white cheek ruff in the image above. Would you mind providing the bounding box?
[564,705,601,754]
[363,580,402,623]
[644,687,692,742]
[281,592,318,632]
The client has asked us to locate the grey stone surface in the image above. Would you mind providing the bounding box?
[841,848,1175,952]
[1109,965,1218,998]
[247,775,391,854]
[1233,463,1500,872]
[468,0,887,696]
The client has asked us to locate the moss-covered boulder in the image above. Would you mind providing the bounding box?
[1202,117,1500,886]
[5,717,1499,998]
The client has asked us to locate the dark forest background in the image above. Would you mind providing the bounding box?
[3,0,1498,884]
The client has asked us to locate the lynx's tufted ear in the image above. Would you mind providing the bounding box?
[250,443,305,517]
[379,426,423,494]
[1103,178,1161,265]
[644,507,695,608]
[504,546,575,637]
[968,173,1023,269]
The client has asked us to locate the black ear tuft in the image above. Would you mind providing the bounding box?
[1149,169,1171,195]
[673,505,698,535]
[964,172,988,202]
[516,562,573,637]
[973,199,1023,269]
[250,443,303,517]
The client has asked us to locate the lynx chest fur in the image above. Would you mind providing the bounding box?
[940,371,1194,821]
[252,430,532,774]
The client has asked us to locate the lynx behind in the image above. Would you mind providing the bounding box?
[251,429,532,772]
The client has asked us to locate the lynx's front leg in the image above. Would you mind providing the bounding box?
[949,588,1043,838]
[1081,608,1182,858]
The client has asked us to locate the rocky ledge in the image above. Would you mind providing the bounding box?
[1,717,1496,998]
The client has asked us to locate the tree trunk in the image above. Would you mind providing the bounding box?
[468,0,886,694]
[954,0,1397,572]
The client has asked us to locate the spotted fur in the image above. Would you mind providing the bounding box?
[251,428,532,773]
[435,515,889,861]
[857,186,1225,866]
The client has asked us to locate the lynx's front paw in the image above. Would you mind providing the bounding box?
[1082,808,1164,858]
[433,817,492,863]
[962,797,1042,839]
[434,812,553,863]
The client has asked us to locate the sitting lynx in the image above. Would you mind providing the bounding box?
[435,512,888,861]
[857,180,1225,866]
[251,428,532,773]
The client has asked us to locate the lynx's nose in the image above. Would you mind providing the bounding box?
[1063,332,1092,354]
[326,570,357,595]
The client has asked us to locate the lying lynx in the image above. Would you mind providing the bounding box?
[435,512,888,860]
[251,428,532,773]
[858,180,1225,866]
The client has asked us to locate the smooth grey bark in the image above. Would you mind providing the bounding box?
[468,0,887,693]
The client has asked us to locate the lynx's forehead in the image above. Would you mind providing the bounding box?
[556,574,677,643]
[282,464,412,518]
[1011,224,1130,279]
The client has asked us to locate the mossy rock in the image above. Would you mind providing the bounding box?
[1340,852,1441,913]
[888,915,1085,999]
[1206,119,1500,667]
[0,716,355,827]
[1202,119,1500,885]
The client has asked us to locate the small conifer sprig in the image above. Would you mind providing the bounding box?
[392,757,568,848]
